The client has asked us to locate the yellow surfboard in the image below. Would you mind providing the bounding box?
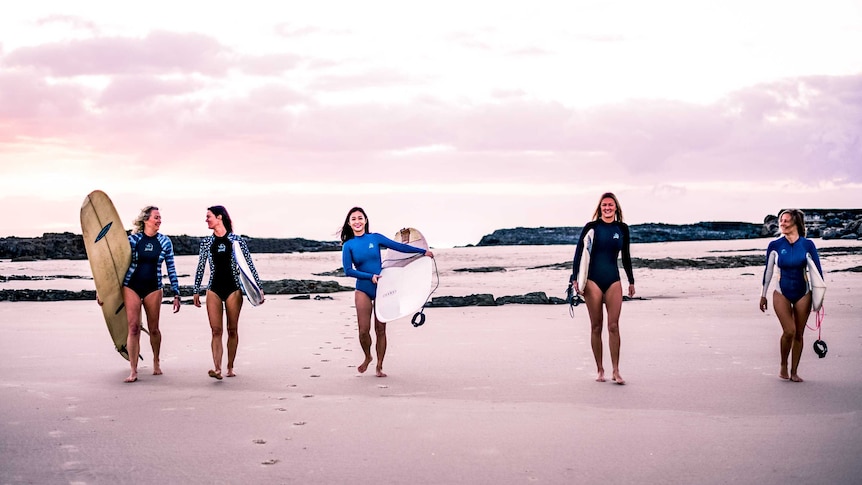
[80,190,132,360]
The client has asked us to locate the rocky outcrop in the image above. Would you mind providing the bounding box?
[478,222,764,246]
[0,233,341,261]
[0,279,353,302]
[477,210,862,246]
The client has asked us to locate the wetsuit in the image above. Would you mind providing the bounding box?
[761,236,822,304]
[571,220,634,293]
[123,232,180,299]
[193,233,262,301]
[342,233,427,300]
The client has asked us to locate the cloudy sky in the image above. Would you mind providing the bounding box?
[2,1,860,247]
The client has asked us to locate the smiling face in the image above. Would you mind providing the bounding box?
[144,209,161,234]
[205,210,221,231]
[778,212,797,236]
[599,197,617,222]
[349,210,368,236]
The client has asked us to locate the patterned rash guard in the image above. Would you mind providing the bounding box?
[761,236,823,303]
[342,233,427,300]
[571,220,634,293]
[123,232,180,298]
[193,233,262,299]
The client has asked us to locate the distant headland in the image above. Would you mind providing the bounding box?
[1,209,860,261]
[475,209,862,246]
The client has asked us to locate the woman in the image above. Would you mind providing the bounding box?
[193,205,263,380]
[115,206,181,383]
[340,207,434,377]
[759,209,823,382]
[570,193,635,385]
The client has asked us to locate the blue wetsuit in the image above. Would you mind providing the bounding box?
[761,236,822,304]
[123,232,180,299]
[571,220,634,293]
[342,233,427,300]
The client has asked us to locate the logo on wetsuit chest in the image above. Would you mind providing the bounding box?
[613,233,620,240]
[217,243,227,253]
[144,242,154,252]
[368,243,374,249]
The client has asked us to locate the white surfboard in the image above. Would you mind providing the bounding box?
[576,228,594,294]
[806,253,825,312]
[233,240,264,306]
[375,228,432,322]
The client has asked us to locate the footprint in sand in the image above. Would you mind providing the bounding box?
[302,394,314,398]
[261,459,279,465]
[253,439,266,444]
[309,374,320,378]
[293,421,306,426]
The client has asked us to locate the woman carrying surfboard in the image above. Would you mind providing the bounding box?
[340,207,434,377]
[110,205,181,383]
[759,209,823,382]
[193,205,264,380]
[570,193,635,385]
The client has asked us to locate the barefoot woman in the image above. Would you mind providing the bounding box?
[340,207,433,377]
[118,206,181,383]
[193,205,263,380]
[570,193,635,385]
[759,209,823,382]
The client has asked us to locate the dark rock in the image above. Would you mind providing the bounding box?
[260,279,353,295]
[426,294,497,307]
[495,292,563,305]
[453,266,507,273]
[0,289,96,302]
[291,295,312,300]
[313,268,346,277]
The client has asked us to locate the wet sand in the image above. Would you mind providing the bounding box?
[1,241,861,484]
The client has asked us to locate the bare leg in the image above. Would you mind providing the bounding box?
[354,291,374,373]
[604,282,625,385]
[122,287,143,383]
[773,291,799,380]
[789,293,811,382]
[224,290,243,377]
[583,280,606,382]
[142,289,164,375]
[375,318,388,377]
[205,290,225,379]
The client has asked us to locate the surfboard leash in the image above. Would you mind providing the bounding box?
[412,256,440,328]
[565,282,584,318]
[809,305,827,358]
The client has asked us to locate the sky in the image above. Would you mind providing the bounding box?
[1,1,860,247]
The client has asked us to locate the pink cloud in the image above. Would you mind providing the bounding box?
[98,75,205,106]
[5,30,231,76]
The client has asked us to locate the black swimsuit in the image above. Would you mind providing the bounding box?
[126,234,161,299]
[209,235,240,301]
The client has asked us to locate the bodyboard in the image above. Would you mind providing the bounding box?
[806,253,826,312]
[80,190,132,360]
[576,228,594,294]
[375,228,432,322]
[233,240,263,306]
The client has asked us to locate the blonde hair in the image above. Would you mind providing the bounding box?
[132,206,158,234]
[592,192,624,222]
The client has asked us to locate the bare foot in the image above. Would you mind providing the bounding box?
[376,366,387,378]
[226,369,236,377]
[153,362,162,376]
[124,374,138,383]
[790,374,804,382]
[612,371,626,385]
[596,370,606,382]
[208,369,223,380]
[357,357,373,374]
[779,365,790,380]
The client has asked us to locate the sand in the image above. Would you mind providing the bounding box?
[1,239,861,484]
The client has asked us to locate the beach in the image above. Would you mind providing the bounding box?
[2,239,861,485]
